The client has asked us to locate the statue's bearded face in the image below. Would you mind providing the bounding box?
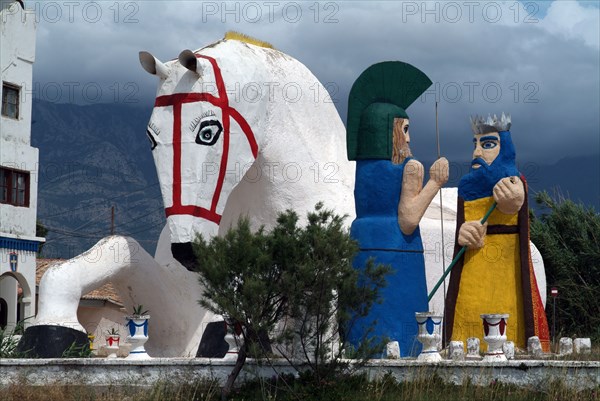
[472,132,501,169]
[460,129,519,201]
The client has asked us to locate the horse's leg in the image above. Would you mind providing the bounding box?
[22,235,210,357]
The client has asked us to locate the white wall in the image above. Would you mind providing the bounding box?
[0,248,37,327]
[0,1,38,237]
[0,275,17,329]
[0,143,39,235]
[0,359,598,390]
[0,1,41,329]
[0,1,36,146]
[0,2,38,237]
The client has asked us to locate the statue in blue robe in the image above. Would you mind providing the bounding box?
[346,62,448,357]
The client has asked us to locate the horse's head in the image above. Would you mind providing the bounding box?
[140,40,271,269]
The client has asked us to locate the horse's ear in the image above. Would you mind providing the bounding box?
[178,50,203,75]
[139,51,170,79]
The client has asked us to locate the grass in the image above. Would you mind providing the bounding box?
[0,374,598,401]
[226,373,599,401]
[0,379,220,401]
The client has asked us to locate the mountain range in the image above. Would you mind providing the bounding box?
[32,99,163,259]
[31,100,599,259]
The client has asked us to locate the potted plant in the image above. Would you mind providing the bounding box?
[125,304,151,359]
[105,328,120,358]
[131,304,149,318]
[105,327,120,346]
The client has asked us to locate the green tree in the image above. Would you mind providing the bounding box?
[193,203,390,399]
[530,191,600,341]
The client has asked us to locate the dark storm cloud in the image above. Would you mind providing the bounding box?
[28,0,599,163]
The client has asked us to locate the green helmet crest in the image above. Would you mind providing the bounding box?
[347,61,432,160]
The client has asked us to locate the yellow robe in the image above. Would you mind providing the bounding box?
[444,180,550,352]
[450,196,526,349]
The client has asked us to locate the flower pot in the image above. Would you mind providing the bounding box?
[125,315,151,359]
[223,322,243,360]
[105,335,120,358]
[415,312,443,362]
[481,313,509,363]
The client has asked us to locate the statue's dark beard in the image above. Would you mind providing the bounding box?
[459,157,518,201]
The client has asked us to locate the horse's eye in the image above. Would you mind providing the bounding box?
[195,120,223,146]
[146,129,157,150]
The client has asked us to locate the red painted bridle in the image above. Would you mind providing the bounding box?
[154,54,259,225]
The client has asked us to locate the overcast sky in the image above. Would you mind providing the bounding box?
[25,0,600,164]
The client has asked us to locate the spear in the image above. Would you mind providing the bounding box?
[428,201,497,301]
[434,101,447,306]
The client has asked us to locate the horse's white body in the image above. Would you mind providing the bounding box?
[32,39,546,357]
[34,39,356,356]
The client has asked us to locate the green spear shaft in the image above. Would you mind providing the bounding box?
[427,201,497,302]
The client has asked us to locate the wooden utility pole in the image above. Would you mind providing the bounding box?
[111,206,115,235]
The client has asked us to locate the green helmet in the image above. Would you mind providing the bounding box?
[347,61,432,160]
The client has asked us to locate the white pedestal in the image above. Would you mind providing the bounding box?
[574,338,591,354]
[481,314,509,363]
[385,341,401,359]
[125,316,151,360]
[559,337,573,356]
[528,336,543,358]
[449,341,465,361]
[105,335,120,359]
[466,337,481,360]
[415,312,443,362]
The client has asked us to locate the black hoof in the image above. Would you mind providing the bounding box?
[196,321,229,358]
[17,325,89,358]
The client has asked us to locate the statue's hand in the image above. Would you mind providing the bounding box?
[493,176,525,215]
[404,158,424,177]
[458,221,487,249]
[429,157,449,187]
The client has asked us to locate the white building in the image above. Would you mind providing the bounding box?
[0,0,44,331]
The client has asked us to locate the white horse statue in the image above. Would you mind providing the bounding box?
[23,34,355,357]
[22,33,546,357]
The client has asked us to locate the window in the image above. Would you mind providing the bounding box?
[1,83,20,119]
[0,167,29,207]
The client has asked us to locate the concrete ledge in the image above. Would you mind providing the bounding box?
[1,358,599,390]
[0,358,298,387]
[361,359,600,390]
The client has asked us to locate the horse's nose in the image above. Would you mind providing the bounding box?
[171,242,197,271]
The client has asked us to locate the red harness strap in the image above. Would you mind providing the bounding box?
[154,55,258,224]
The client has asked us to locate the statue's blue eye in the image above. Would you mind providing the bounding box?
[482,141,497,150]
